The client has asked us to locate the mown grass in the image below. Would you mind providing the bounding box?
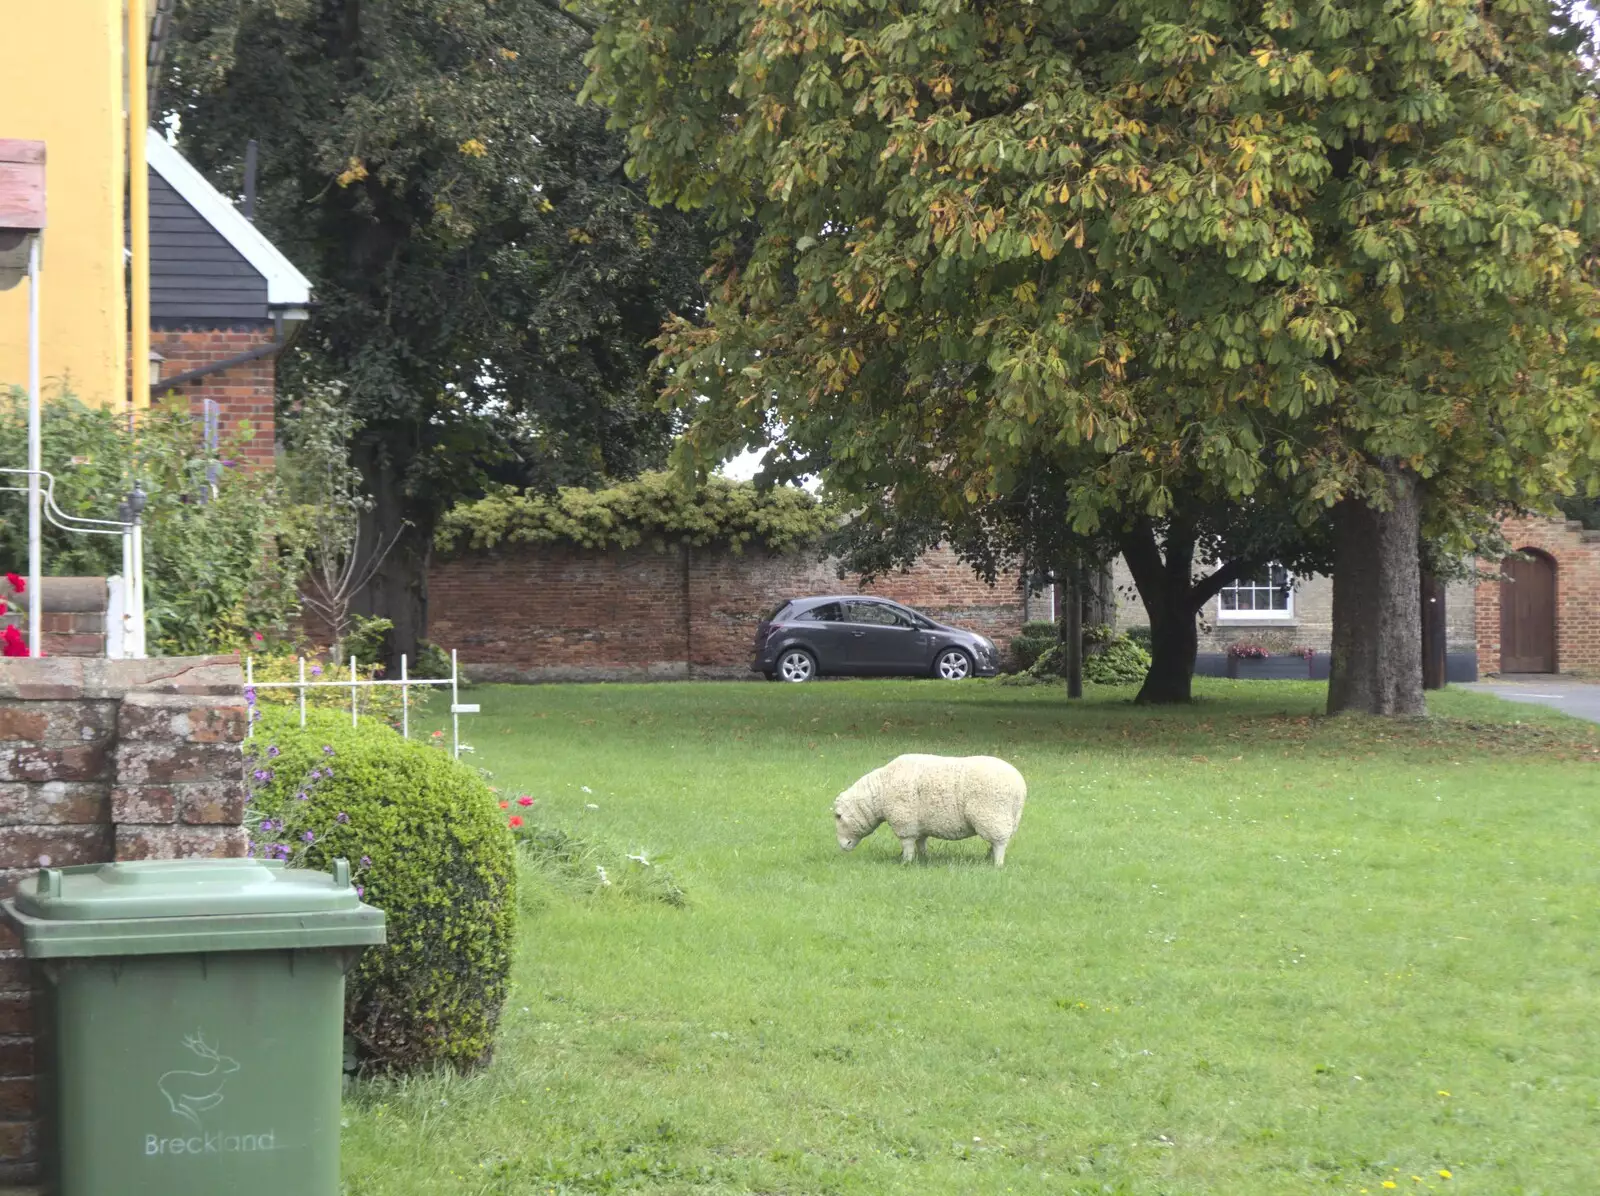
[341,680,1599,1196]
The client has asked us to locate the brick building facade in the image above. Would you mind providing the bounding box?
[1475,517,1600,676]
[151,327,280,467]
[428,544,1029,682]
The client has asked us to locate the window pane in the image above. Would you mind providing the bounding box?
[1220,589,1238,610]
[803,603,843,622]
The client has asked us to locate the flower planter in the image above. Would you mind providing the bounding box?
[1226,655,1316,680]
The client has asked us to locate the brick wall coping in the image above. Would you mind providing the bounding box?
[0,657,242,701]
[34,579,106,615]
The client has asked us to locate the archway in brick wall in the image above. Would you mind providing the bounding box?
[1499,549,1557,673]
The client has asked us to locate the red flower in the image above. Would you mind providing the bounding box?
[0,600,6,615]
[517,796,534,807]
[252,631,264,642]
[4,573,22,595]
[2,624,27,658]
[508,815,524,829]
[498,801,509,809]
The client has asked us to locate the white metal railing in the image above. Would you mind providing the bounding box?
[244,648,479,758]
[0,467,145,658]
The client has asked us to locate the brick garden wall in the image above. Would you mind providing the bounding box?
[1476,517,1600,675]
[427,544,1028,682]
[151,326,278,468]
[0,579,108,659]
[0,656,248,1185]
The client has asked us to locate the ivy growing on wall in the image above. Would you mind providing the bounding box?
[435,472,834,555]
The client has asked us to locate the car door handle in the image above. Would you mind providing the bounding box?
[851,631,866,637]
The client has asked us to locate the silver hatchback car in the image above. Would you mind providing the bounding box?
[751,596,1001,682]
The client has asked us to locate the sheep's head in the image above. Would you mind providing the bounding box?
[832,786,879,851]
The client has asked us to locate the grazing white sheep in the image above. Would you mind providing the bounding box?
[832,754,1027,868]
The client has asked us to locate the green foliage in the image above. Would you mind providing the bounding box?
[164,0,716,655]
[245,708,516,1074]
[586,0,1600,598]
[436,471,832,555]
[1007,633,1056,674]
[0,388,304,654]
[1021,635,1152,685]
[1084,636,1155,686]
[1020,621,1057,639]
[343,615,396,668]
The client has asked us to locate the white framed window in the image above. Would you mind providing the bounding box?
[1217,563,1295,621]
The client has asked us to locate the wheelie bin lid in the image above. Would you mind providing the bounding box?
[1,858,386,959]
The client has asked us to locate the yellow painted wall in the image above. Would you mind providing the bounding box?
[0,1,126,408]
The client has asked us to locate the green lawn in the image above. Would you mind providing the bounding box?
[342,680,1599,1196]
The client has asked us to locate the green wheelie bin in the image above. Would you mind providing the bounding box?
[2,857,385,1196]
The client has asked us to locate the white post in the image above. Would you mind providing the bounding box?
[120,527,135,658]
[245,655,255,739]
[400,653,409,739]
[298,656,307,727]
[451,649,460,759]
[129,519,146,659]
[26,237,41,658]
[349,656,359,728]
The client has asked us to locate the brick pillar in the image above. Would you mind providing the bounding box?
[0,656,246,1187]
[0,578,110,660]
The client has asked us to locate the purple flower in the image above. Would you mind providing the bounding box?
[336,812,349,824]
[259,820,274,832]
[322,745,335,756]
[360,856,371,869]
[244,687,257,706]
[296,791,309,802]
[247,845,255,858]
[251,709,262,722]
[252,769,273,783]
[309,769,322,781]
[267,745,280,758]
[301,831,315,844]
[324,766,334,778]
[310,665,323,677]
[355,885,365,898]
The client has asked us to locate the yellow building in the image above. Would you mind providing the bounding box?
[0,1,127,405]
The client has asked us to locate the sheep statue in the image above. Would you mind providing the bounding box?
[832,754,1027,868]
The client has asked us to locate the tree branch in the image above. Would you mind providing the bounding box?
[534,0,598,38]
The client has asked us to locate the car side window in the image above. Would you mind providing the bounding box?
[846,602,910,628]
[798,603,844,623]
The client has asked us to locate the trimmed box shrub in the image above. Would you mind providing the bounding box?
[244,708,516,1074]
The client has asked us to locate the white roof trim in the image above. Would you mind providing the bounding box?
[144,128,313,309]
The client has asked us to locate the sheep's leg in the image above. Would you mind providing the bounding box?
[899,837,919,864]
[989,839,1008,869]
[915,836,929,861]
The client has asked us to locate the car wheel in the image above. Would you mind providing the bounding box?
[934,648,973,681]
[777,649,817,683]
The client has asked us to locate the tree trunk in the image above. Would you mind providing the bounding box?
[1120,520,1200,704]
[1061,560,1083,699]
[1327,464,1426,716]
[1421,570,1446,691]
[351,439,431,671]
[1084,562,1115,630]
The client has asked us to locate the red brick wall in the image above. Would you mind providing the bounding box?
[428,544,1028,681]
[151,326,278,467]
[1475,517,1600,674]
[0,657,248,1183]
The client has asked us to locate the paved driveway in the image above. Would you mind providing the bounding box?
[1462,676,1600,724]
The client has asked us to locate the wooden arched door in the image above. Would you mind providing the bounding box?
[1500,551,1557,673]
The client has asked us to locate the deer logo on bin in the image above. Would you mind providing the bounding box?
[158,1032,240,1129]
